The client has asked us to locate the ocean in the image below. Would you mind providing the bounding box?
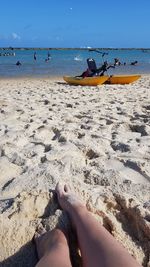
[0,48,150,78]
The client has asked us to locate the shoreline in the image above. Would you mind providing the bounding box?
[0,73,150,82]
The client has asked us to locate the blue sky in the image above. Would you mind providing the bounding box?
[0,0,149,48]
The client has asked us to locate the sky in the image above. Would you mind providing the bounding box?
[0,0,150,48]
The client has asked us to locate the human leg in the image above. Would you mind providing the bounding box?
[35,228,72,267]
[56,183,141,267]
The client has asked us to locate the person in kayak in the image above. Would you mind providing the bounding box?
[75,68,93,78]
[35,183,142,267]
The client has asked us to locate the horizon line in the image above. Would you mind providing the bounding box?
[0,47,150,50]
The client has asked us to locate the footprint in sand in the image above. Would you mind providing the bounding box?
[105,159,150,184]
[85,149,99,160]
[111,141,130,153]
[52,128,66,143]
[80,124,91,130]
[77,132,85,139]
[2,178,16,192]
[52,128,61,140]
[129,124,148,136]
[142,104,150,111]
[8,152,26,166]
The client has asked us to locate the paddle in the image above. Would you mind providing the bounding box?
[88,48,109,58]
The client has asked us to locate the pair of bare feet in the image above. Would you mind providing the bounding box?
[35,183,141,267]
[35,182,84,261]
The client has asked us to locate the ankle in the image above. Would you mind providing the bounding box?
[69,204,87,221]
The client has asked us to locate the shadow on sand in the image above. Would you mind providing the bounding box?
[1,241,37,267]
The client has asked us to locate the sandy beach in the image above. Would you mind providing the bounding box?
[0,76,150,266]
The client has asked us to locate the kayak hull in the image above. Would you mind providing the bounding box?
[63,75,141,86]
[106,75,141,84]
[63,76,109,86]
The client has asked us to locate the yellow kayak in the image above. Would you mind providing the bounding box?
[63,76,109,86]
[106,75,141,84]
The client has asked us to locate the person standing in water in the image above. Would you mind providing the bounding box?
[34,52,37,60]
[47,51,51,60]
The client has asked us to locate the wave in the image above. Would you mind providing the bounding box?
[74,55,83,61]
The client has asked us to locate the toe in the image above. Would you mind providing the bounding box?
[56,182,65,197]
[56,182,72,196]
[64,184,70,193]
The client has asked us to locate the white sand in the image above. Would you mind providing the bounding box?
[0,76,150,266]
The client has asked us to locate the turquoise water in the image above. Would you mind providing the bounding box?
[0,49,150,78]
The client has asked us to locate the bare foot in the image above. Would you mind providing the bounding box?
[35,228,68,259]
[56,182,85,216]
